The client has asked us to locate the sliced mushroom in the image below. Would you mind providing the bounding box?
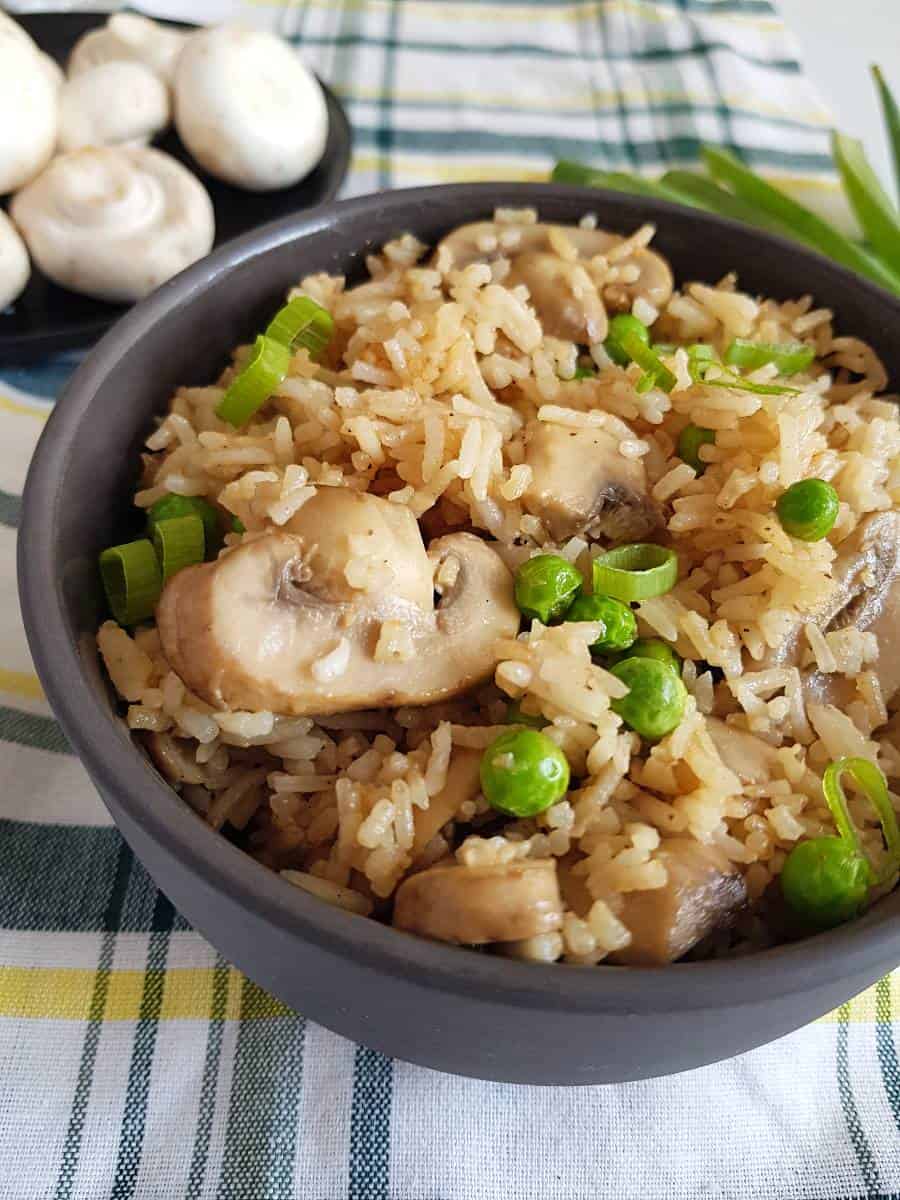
[58,61,170,152]
[69,14,187,84]
[705,718,780,786]
[144,731,210,785]
[0,211,30,310]
[753,512,900,707]
[11,146,214,303]
[521,419,662,542]
[433,220,673,331]
[173,27,328,191]
[157,488,520,717]
[0,36,58,194]
[506,252,608,343]
[411,749,482,860]
[393,857,563,944]
[609,838,747,965]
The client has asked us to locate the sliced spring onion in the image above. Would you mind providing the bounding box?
[617,329,676,392]
[724,338,815,375]
[703,146,900,296]
[592,543,678,603]
[688,343,799,395]
[872,66,900,207]
[232,516,247,534]
[99,539,162,626]
[831,130,900,270]
[570,364,596,380]
[151,514,205,582]
[660,170,796,236]
[265,296,334,358]
[216,335,291,428]
[146,493,222,558]
[823,757,900,884]
[551,161,683,203]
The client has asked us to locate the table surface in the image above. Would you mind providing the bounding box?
[780,0,899,194]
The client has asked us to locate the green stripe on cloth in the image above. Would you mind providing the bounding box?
[0,822,190,933]
[348,1047,393,1200]
[52,841,133,1200]
[216,979,306,1200]
[376,0,400,190]
[876,978,900,1136]
[836,1001,883,1195]
[185,958,232,1200]
[0,488,20,529]
[291,31,802,71]
[0,704,69,755]
[110,891,177,1200]
[346,125,831,169]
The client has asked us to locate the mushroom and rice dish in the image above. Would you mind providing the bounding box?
[96,207,900,966]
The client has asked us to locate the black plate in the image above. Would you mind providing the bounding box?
[0,12,351,362]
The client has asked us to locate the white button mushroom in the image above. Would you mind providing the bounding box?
[0,211,30,310]
[68,13,186,85]
[156,489,521,716]
[58,61,171,152]
[0,13,63,94]
[173,26,328,191]
[0,36,58,194]
[11,146,214,303]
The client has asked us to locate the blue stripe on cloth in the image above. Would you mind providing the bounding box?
[0,354,81,401]
[836,1002,883,1196]
[346,126,831,170]
[291,32,802,72]
[348,1047,393,1200]
[215,980,306,1200]
[0,488,21,528]
[0,821,190,933]
[876,977,900,1137]
[110,890,177,1200]
[185,957,231,1200]
[52,840,133,1200]
[0,704,70,755]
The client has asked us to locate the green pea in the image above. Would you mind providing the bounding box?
[615,637,682,674]
[775,479,839,541]
[604,313,650,367]
[505,700,547,730]
[480,728,570,818]
[780,836,872,930]
[677,424,715,474]
[514,554,583,624]
[609,656,687,740]
[147,494,222,558]
[567,593,637,654]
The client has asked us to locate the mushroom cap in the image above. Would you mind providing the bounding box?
[156,489,521,716]
[0,37,58,195]
[393,858,564,944]
[433,220,674,329]
[36,51,64,93]
[522,418,662,542]
[58,61,171,152]
[68,14,186,84]
[11,146,214,303]
[0,210,30,310]
[173,26,329,191]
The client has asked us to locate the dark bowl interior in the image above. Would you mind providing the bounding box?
[19,183,900,1084]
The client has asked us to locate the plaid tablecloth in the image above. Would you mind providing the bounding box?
[2,2,899,1197]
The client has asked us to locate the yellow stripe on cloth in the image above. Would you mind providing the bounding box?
[0,961,894,1023]
[0,965,294,1022]
[0,392,49,422]
[0,668,45,703]
[817,973,900,1023]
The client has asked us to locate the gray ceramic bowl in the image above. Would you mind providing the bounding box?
[19,183,900,1085]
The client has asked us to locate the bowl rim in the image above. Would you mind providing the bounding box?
[19,180,900,1015]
